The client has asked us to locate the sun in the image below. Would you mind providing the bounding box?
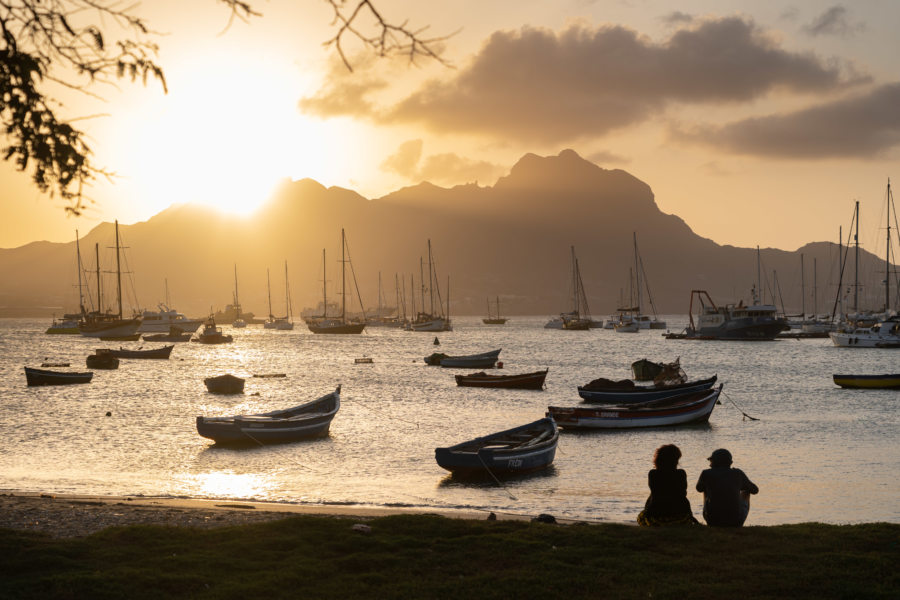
[112,53,352,217]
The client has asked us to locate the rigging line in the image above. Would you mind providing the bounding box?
[477,453,518,501]
[720,391,759,421]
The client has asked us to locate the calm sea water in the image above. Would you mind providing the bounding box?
[1,317,897,525]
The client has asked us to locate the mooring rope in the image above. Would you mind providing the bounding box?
[348,396,421,428]
[240,430,322,473]
[721,391,759,421]
[477,453,518,500]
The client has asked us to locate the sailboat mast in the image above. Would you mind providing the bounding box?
[233,264,241,319]
[633,232,641,312]
[75,230,85,316]
[570,246,578,315]
[854,200,860,312]
[419,257,425,316]
[284,260,291,320]
[267,269,273,318]
[886,179,892,312]
[95,243,101,314]
[115,220,123,319]
[322,250,327,317]
[428,240,435,316]
[800,254,805,318]
[756,245,761,305]
[341,228,347,321]
[813,258,818,317]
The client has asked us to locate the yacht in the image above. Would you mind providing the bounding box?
[139,304,202,333]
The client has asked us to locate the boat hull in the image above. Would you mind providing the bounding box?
[204,374,246,394]
[138,318,202,333]
[425,349,501,368]
[577,375,717,403]
[829,332,900,348]
[455,370,548,389]
[308,321,365,334]
[435,418,558,476]
[688,319,788,340]
[108,345,174,359]
[833,374,900,389]
[25,367,93,386]
[196,388,340,445]
[410,318,451,332]
[548,386,722,429]
[78,318,142,338]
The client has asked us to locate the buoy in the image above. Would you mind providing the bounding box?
[433,336,440,345]
[105,411,112,417]
[497,361,503,369]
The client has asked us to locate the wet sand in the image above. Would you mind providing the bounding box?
[0,492,499,538]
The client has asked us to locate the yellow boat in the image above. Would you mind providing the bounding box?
[832,374,900,389]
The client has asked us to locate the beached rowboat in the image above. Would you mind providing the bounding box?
[455,369,548,390]
[434,417,559,476]
[832,374,900,389]
[196,386,340,445]
[547,385,723,429]
[24,366,93,386]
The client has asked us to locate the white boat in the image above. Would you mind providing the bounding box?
[829,316,900,347]
[264,262,295,330]
[615,321,639,333]
[544,317,564,329]
[614,233,666,330]
[553,246,592,330]
[139,304,202,333]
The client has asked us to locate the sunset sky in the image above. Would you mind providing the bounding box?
[2,0,899,252]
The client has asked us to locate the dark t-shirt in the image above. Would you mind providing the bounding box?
[644,468,692,518]
[696,467,759,526]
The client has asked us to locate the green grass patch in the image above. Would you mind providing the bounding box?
[1,516,897,599]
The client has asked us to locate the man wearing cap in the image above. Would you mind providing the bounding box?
[695,448,759,527]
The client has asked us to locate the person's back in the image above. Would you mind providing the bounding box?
[695,449,759,527]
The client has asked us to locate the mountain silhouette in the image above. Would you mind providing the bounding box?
[0,150,891,319]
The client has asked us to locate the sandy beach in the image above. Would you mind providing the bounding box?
[0,492,501,538]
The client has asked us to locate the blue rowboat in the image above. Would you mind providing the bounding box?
[435,417,559,476]
[196,386,340,445]
[577,375,717,403]
[548,385,723,429]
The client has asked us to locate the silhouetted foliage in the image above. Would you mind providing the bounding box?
[0,1,447,214]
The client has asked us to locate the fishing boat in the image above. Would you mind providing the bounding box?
[204,373,246,394]
[108,345,175,359]
[142,326,193,342]
[45,316,80,335]
[78,221,142,338]
[631,358,664,381]
[192,318,234,344]
[408,240,452,332]
[24,366,93,386]
[482,297,508,325]
[434,417,559,476]
[86,349,119,369]
[833,373,900,389]
[577,375,717,404]
[308,230,367,334]
[424,348,501,368]
[548,385,723,429]
[196,386,341,445]
[455,369,548,389]
[680,289,788,340]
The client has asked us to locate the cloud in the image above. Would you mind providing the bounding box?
[803,5,865,37]
[587,150,630,165]
[674,83,900,159]
[300,17,862,145]
[661,11,693,26]
[381,140,504,185]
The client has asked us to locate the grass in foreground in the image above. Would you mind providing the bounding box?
[0,515,897,599]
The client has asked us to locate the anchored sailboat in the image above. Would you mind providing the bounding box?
[409,239,452,332]
[483,296,508,325]
[308,229,367,334]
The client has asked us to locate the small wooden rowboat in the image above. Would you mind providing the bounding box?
[547,385,723,429]
[86,349,119,370]
[435,417,559,476]
[204,374,246,394]
[832,374,900,389]
[24,366,93,386]
[577,375,717,404]
[108,345,174,359]
[196,386,340,445]
[424,348,501,368]
[455,369,548,390]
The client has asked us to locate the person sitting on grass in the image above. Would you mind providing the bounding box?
[695,448,759,527]
[637,444,699,526]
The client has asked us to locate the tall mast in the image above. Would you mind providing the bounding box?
[800,254,805,318]
[571,246,578,315]
[233,264,241,319]
[427,240,435,316]
[75,230,85,316]
[164,278,170,307]
[886,179,892,312]
[756,245,761,305]
[267,268,273,318]
[813,258,818,317]
[115,220,123,319]
[341,228,347,321]
[95,243,101,314]
[419,257,425,315]
[322,249,327,318]
[854,200,859,312]
[633,232,641,312]
[284,260,292,320]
